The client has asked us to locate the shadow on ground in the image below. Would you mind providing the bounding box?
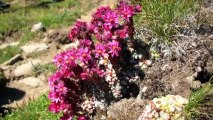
[0,87,25,116]
[0,87,25,106]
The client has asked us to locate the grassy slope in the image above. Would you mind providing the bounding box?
[0,0,80,34]
[1,95,60,120]
[0,0,81,64]
[133,0,198,42]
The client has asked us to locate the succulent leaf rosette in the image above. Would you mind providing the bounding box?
[138,95,188,120]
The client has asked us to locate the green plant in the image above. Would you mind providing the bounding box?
[184,76,213,120]
[32,63,56,76]
[0,46,20,64]
[1,94,60,120]
[133,0,198,42]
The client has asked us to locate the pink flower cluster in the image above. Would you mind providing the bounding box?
[48,1,141,120]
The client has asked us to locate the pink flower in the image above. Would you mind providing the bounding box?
[78,115,88,120]
[56,82,68,95]
[79,39,92,47]
[107,40,121,57]
[102,10,119,27]
[116,29,128,39]
[93,6,111,19]
[48,91,61,103]
[48,71,62,90]
[78,47,91,63]
[68,26,78,41]
[103,23,113,31]
[92,67,105,77]
[60,68,75,79]
[63,50,77,68]
[68,21,91,40]
[80,72,90,80]
[60,114,73,120]
[118,5,134,20]
[53,52,65,68]
[49,102,61,113]
[135,4,142,12]
[95,43,106,58]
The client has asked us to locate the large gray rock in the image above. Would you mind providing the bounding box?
[19,77,42,88]
[21,43,49,55]
[14,59,42,77]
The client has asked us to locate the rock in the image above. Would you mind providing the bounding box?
[0,42,19,49]
[14,59,42,77]
[19,77,42,88]
[3,69,12,79]
[31,22,44,32]
[186,76,195,84]
[0,65,10,71]
[2,54,23,66]
[190,80,202,89]
[144,60,152,67]
[100,115,106,120]
[21,43,49,55]
[61,41,79,51]
[45,29,70,44]
[107,98,147,120]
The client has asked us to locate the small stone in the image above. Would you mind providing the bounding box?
[141,86,148,93]
[14,59,42,77]
[145,60,152,67]
[191,80,201,89]
[100,115,106,120]
[196,67,202,72]
[31,22,44,32]
[19,77,42,88]
[186,76,195,84]
[135,75,140,80]
[21,43,49,55]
